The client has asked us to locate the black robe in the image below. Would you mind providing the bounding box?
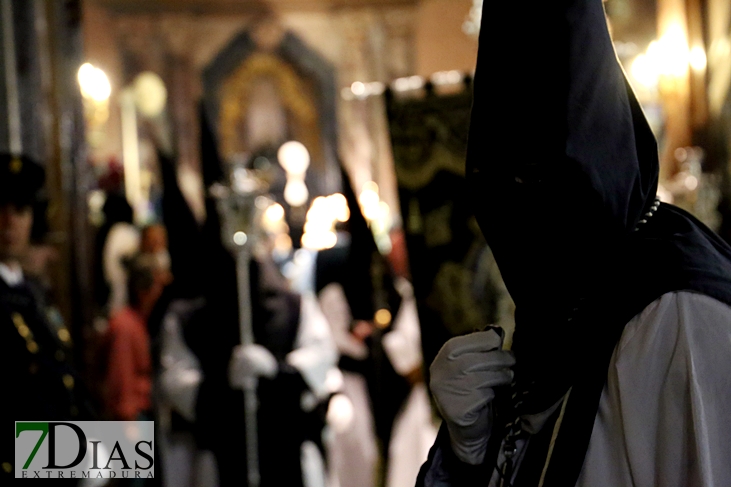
[171,250,317,487]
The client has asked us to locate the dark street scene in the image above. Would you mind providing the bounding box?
[2,0,730,485]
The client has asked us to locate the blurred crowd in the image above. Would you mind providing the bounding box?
[2,148,463,487]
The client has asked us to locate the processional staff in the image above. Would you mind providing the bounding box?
[212,165,271,487]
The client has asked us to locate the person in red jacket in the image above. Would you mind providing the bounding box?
[106,253,168,420]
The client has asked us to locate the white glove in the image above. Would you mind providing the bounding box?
[429,329,515,465]
[229,344,279,389]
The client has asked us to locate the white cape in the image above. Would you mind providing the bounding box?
[484,291,731,487]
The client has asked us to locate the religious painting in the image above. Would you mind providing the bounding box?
[218,52,323,170]
[201,30,341,251]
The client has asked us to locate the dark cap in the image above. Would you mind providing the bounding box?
[0,153,45,206]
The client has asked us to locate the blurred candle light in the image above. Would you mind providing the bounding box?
[264,202,285,223]
[262,202,286,233]
[359,184,379,216]
[359,181,380,219]
[133,71,167,118]
[393,77,411,92]
[446,70,462,84]
[351,81,366,97]
[629,25,697,93]
[284,179,309,207]
[378,201,390,220]
[374,309,392,328]
[368,82,385,96]
[301,230,337,251]
[278,141,310,176]
[652,25,690,78]
[327,394,355,433]
[407,75,424,90]
[278,141,310,207]
[301,192,352,250]
[630,53,659,89]
[462,0,483,38]
[330,193,350,222]
[78,63,111,102]
[689,46,707,71]
[233,231,248,246]
[684,174,698,191]
[362,181,379,193]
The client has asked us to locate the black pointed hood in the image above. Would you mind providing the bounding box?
[158,150,207,297]
[467,0,658,310]
[200,103,225,188]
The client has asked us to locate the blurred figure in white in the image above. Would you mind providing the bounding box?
[382,277,438,487]
[318,270,438,487]
[310,168,438,487]
[101,194,140,314]
[318,280,379,487]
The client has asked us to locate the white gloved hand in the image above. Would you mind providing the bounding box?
[229,344,279,389]
[429,328,515,465]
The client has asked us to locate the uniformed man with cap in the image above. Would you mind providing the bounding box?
[0,154,92,480]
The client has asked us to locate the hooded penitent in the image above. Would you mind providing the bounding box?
[316,166,402,320]
[464,0,731,485]
[155,115,315,485]
[315,165,409,455]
